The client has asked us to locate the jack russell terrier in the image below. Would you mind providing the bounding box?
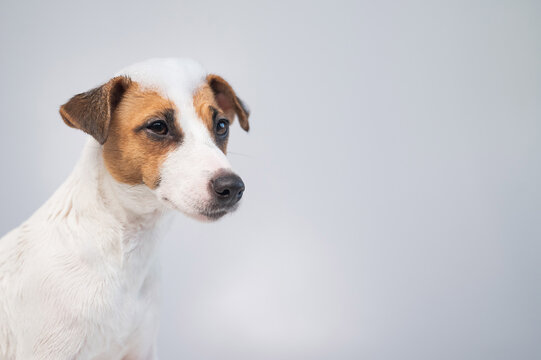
[0,58,250,359]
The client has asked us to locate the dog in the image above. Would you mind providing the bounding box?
[0,58,250,359]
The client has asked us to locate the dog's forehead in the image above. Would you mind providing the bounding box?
[115,58,207,107]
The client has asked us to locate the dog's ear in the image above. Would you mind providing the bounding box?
[207,74,250,132]
[59,76,131,144]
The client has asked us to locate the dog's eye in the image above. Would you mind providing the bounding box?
[215,119,229,137]
[147,120,168,135]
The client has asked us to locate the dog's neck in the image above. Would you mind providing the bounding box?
[74,138,167,229]
[34,139,171,283]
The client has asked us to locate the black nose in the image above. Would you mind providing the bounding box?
[211,173,245,206]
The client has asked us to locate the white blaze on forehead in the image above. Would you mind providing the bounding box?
[115,57,206,104]
[116,58,214,143]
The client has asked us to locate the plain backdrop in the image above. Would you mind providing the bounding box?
[1,0,540,359]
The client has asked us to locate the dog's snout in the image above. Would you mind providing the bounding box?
[211,173,245,205]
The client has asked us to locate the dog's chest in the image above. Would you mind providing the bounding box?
[73,259,159,360]
[88,237,161,358]
[48,221,161,359]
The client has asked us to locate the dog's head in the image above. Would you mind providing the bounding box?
[59,58,249,221]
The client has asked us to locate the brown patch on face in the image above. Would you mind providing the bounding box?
[193,83,219,132]
[193,74,252,153]
[193,83,230,153]
[102,83,182,189]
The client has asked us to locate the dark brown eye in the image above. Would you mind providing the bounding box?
[215,119,229,137]
[147,120,168,135]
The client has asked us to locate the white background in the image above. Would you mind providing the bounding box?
[0,1,540,359]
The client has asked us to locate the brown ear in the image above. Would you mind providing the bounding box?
[207,74,250,132]
[59,76,131,144]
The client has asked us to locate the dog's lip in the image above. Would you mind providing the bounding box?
[160,197,235,220]
[197,204,236,220]
[200,209,228,220]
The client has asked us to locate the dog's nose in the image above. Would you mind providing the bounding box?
[211,173,245,206]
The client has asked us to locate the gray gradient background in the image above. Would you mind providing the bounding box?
[1,0,540,359]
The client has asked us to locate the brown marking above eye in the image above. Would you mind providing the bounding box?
[193,83,219,129]
[193,83,230,153]
[102,82,183,189]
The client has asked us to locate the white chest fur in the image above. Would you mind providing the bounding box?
[0,139,169,360]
